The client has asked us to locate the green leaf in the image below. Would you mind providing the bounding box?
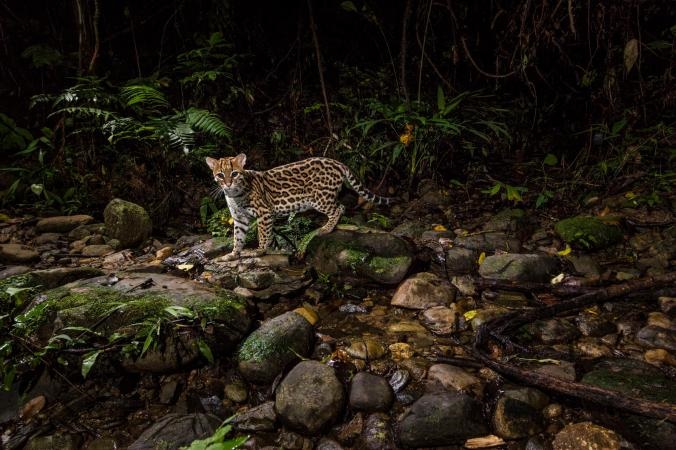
[141,332,155,357]
[436,86,446,112]
[543,153,558,166]
[3,367,15,391]
[340,1,358,12]
[610,118,627,136]
[30,184,44,196]
[81,350,101,378]
[483,183,502,196]
[164,305,195,319]
[505,184,526,203]
[198,339,215,365]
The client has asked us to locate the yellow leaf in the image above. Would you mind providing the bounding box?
[550,273,565,284]
[477,252,486,265]
[433,224,447,232]
[228,217,234,225]
[0,213,11,222]
[294,307,318,325]
[624,191,637,199]
[463,310,478,321]
[177,263,194,271]
[557,244,572,256]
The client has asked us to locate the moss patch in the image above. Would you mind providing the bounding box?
[554,216,622,250]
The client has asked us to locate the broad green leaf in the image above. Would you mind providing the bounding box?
[30,184,44,196]
[340,1,358,12]
[141,332,154,357]
[198,339,215,365]
[505,184,525,203]
[81,350,101,378]
[543,153,558,166]
[164,305,194,319]
[484,183,501,196]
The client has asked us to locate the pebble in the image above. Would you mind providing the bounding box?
[348,372,393,412]
[345,338,386,360]
[388,343,413,360]
[552,421,621,450]
[426,364,483,397]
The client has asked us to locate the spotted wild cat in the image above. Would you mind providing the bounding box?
[206,154,395,260]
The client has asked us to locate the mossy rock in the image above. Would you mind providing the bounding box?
[104,198,153,248]
[304,226,414,285]
[554,216,622,250]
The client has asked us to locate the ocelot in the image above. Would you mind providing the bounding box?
[206,153,395,260]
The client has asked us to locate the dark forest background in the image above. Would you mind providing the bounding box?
[1,0,674,225]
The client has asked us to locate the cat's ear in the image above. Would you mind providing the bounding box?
[205,157,218,170]
[234,153,247,168]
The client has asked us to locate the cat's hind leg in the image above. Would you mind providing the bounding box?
[317,203,345,235]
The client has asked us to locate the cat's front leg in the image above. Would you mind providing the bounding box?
[223,214,251,260]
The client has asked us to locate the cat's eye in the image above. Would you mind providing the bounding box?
[216,172,225,179]
[231,171,239,178]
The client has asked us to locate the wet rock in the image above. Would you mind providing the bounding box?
[391,272,455,309]
[305,227,414,285]
[104,198,152,249]
[576,337,613,358]
[33,273,249,373]
[238,311,314,384]
[469,307,510,330]
[421,304,463,335]
[275,360,345,434]
[85,438,119,450]
[158,380,179,404]
[0,265,31,280]
[552,422,621,450]
[28,267,104,289]
[232,401,277,432]
[479,253,559,282]
[224,378,248,403]
[647,311,672,329]
[68,223,106,240]
[238,270,275,290]
[659,296,676,315]
[484,208,526,232]
[336,412,364,444]
[526,436,553,450]
[636,325,676,351]
[345,338,386,360]
[543,403,563,420]
[391,219,428,239]
[276,431,313,450]
[349,372,393,412]
[531,361,576,381]
[361,413,395,450]
[441,247,477,274]
[492,387,549,439]
[34,233,62,245]
[316,438,345,450]
[387,320,426,334]
[482,289,530,308]
[388,369,410,392]
[127,413,221,450]
[24,433,82,450]
[398,393,488,447]
[81,244,114,257]
[565,255,601,278]
[644,348,676,366]
[0,243,40,263]
[575,312,616,337]
[529,319,579,344]
[426,364,483,397]
[454,231,522,253]
[36,215,94,233]
[554,216,622,250]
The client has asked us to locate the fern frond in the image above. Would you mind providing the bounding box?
[185,107,231,140]
[165,121,195,153]
[120,85,169,110]
[48,107,116,121]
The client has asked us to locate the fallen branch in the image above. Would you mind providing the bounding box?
[473,272,676,423]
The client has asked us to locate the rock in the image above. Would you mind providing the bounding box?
[81,244,114,257]
[238,311,314,384]
[479,253,559,282]
[387,320,426,334]
[647,311,672,329]
[276,430,313,449]
[526,436,553,450]
[317,438,345,450]
[552,422,621,450]
[391,220,428,239]
[305,227,413,285]
[84,438,119,450]
[543,403,563,420]
[238,270,275,290]
[454,231,522,253]
[492,387,549,439]
[391,272,455,309]
[36,215,94,233]
[349,372,393,412]
[68,223,106,240]
[644,348,676,366]
[34,233,62,245]
[24,433,82,450]
[0,243,40,263]
[637,325,676,351]
[421,304,463,335]
[482,290,530,308]
[531,361,576,381]
[224,378,248,403]
[554,216,622,250]
[232,401,277,432]
[565,255,601,278]
[32,273,249,373]
[427,364,483,397]
[398,393,488,447]
[441,247,477,274]
[275,360,345,434]
[528,319,579,344]
[576,337,612,358]
[103,198,152,248]
[469,307,510,330]
[345,338,386,360]
[361,413,395,450]
[659,296,676,315]
[0,265,31,280]
[28,267,104,289]
[484,208,526,232]
[127,413,221,450]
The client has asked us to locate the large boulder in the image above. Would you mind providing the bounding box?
[25,273,250,373]
[238,311,314,384]
[275,360,345,434]
[391,272,455,310]
[305,226,413,285]
[128,413,221,450]
[104,198,152,248]
[397,393,488,447]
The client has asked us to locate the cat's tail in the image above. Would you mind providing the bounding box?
[342,166,397,206]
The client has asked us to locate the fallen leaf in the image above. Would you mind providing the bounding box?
[228,217,234,225]
[463,310,478,320]
[550,273,565,284]
[177,263,194,271]
[20,395,46,421]
[557,244,572,256]
[477,252,486,265]
[433,224,447,231]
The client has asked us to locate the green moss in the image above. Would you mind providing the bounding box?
[581,361,676,404]
[554,216,622,250]
[238,332,292,363]
[369,255,411,274]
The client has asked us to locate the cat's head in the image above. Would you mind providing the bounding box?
[206,153,247,195]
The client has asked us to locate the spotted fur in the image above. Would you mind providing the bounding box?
[206,153,394,260]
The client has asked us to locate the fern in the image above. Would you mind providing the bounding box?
[48,107,116,121]
[120,85,169,110]
[185,108,231,140]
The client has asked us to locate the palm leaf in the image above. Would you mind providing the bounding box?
[120,85,169,110]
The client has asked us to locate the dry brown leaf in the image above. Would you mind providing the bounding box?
[464,434,506,448]
[20,395,46,421]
